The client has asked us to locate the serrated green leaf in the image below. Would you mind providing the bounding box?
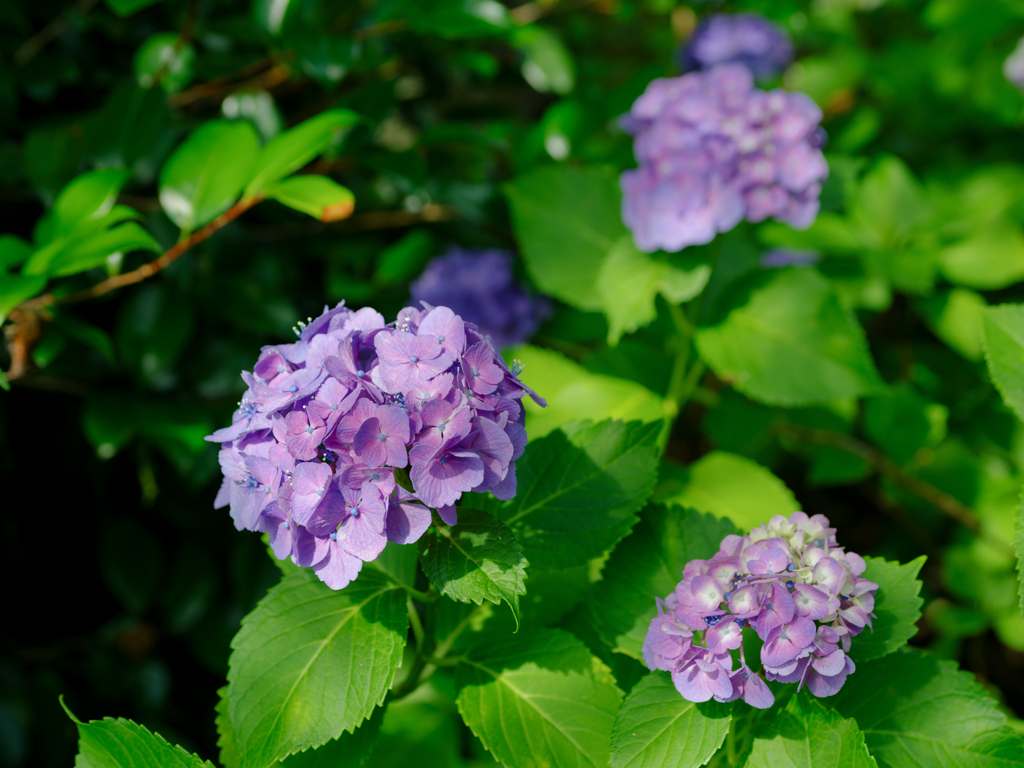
[982,304,1024,422]
[244,110,361,197]
[610,672,731,768]
[480,419,660,569]
[695,269,882,406]
[160,120,260,231]
[654,452,799,532]
[455,628,623,768]
[831,650,1019,768]
[593,505,738,658]
[745,694,876,768]
[226,569,407,768]
[851,556,925,662]
[597,236,711,345]
[419,507,528,627]
[505,165,627,311]
[265,176,354,222]
[0,273,46,325]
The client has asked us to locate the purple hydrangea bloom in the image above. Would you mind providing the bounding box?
[208,301,545,590]
[681,14,793,80]
[641,512,877,709]
[410,248,551,348]
[761,248,820,268]
[620,64,828,253]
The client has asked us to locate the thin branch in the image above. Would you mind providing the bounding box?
[167,55,293,108]
[14,0,99,67]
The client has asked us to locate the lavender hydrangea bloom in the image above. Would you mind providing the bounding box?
[761,248,820,268]
[641,512,877,709]
[208,301,545,591]
[620,64,828,253]
[681,14,793,79]
[410,248,551,347]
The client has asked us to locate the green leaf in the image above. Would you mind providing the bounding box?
[244,109,361,197]
[597,236,711,344]
[0,273,46,324]
[105,0,165,17]
[419,507,528,627]
[593,505,738,658]
[67,706,215,768]
[982,304,1024,422]
[134,32,195,93]
[745,694,876,768]
[831,650,1020,768]
[226,569,407,768]
[916,288,987,361]
[160,120,261,231]
[481,419,660,569]
[695,269,882,406]
[507,345,666,438]
[51,168,132,236]
[610,672,731,768]
[373,230,434,286]
[1016,492,1024,619]
[654,452,799,532]
[404,0,512,39]
[455,628,623,768]
[24,205,144,276]
[851,556,925,663]
[511,26,575,95]
[46,222,159,278]
[505,165,627,311]
[265,176,354,222]
[0,234,32,270]
[863,385,947,465]
[939,223,1024,290]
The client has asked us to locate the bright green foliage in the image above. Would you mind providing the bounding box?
[0,235,31,270]
[940,224,1024,290]
[0,274,46,326]
[654,452,799,532]
[50,169,131,235]
[851,557,926,662]
[455,629,623,768]
[917,288,987,361]
[265,176,355,222]
[745,694,876,768]
[831,651,1021,768]
[419,507,528,626]
[610,672,731,768]
[510,26,575,95]
[159,121,261,231]
[1016,494,1024,619]
[982,304,1024,422]
[592,505,738,658]
[225,570,407,768]
[505,165,626,311]
[864,386,947,465]
[134,33,195,93]
[695,269,882,405]
[67,708,215,768]
[479,419,660,569]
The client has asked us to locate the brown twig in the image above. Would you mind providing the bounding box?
[167,55,293,108]
[14,0,99,67]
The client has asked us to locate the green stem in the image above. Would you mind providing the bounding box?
[726,720,737,766]
[403,585,438,603]
[407,597,425,652]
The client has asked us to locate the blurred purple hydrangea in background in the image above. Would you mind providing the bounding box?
[410,248,551,348]
[620,64,828,253]
[642,512,876,708]
[207,302,544,590]
[1004,38,1024,92]
[761,248,820,268]
[681,14,793,80]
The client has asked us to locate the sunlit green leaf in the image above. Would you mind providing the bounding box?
[265,176,354,221]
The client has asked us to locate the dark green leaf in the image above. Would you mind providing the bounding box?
[863,385,946,465]
[66,704,215,768]
[225,569,407,768]
[0,234,32,270]
[265,176,354,221]
[134,33,195,93]
[982,304,1024,422]
[99,518,163,613]
[419,508,528,626]
[850,556,925,663]
[610,672,731,768]
[373,229,433,285]
[105,0,165,17]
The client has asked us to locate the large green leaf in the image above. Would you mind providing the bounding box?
[505,165,627,311]
[745,694,876,768]
[654,452,799,532]
[609,672,730,768]
[455,629,623,768]
[478,419,660,569]
[47,222,159,278]
[939,224,1024,290]
[982,304,1024,422]
[831,651,1020,768]
[159,120,260,231]
[265,176,354,221]
[419,507,528,627]
[695,269,882,406]
[66,705,215,768]
[850,556,925,663]
[51,168,132,236]
[593,505,738,658]
[511,25,575,94]
[244,110,361,196]
[225,569,407,768]
[0,273,46,324]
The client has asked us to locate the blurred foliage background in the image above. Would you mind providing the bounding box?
[3,0,1024,765]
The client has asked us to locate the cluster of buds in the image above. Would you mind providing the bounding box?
[642,512,877,708]
[208,302,544,590]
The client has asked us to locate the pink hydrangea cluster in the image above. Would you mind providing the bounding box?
[642,512,877,709]
[620,64,828,253]
[207,302,544,590]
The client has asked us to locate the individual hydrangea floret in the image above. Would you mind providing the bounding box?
[410,248,551,348]
[208,302,545,590]
[681,13,793,80]
[1005,37,1024,93]
[642,512,877,709]
[620,64,828,253]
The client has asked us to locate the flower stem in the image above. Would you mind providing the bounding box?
[407,597,425,652]
[403,585,438,603]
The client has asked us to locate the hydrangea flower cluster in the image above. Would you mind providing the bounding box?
[620,64,828,253]
[681,14,793,80]
[410,248,551,348]
[207,302,544,590]
[642,512,877,709]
